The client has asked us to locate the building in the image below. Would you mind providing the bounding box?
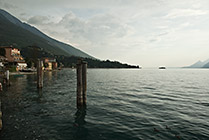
[0,46,27,71]
[2,46,24,62]
[16,63,27,71]
[43,58,58,70]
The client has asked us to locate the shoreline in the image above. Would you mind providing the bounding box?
[10,72,36,75]
[10,69,61,76]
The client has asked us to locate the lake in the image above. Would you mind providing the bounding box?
[0,68,209,140]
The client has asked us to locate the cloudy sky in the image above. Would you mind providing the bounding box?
[1,0,209,67]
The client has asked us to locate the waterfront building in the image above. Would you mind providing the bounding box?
[0,46,27,71]
[42,58,58,70]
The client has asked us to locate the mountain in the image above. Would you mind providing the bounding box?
[0,9,94,58]
[203,61,209,68]
[186,58,209,68]
[186,60,205,68]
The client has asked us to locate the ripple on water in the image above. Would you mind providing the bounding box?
[1,69,209,140]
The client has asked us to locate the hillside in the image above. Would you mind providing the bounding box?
[21,46,139,68]
[0,9,93,58]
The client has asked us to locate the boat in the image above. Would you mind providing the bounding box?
[20,68,36,72]
[159,66,166,69]
[138,65,142,69]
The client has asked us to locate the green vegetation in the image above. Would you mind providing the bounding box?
[7,66,16,72]
[0,48,5,56]
[21,46,139,68]
[57,56,139,68]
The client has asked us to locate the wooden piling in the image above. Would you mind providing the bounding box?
[0,83,2,91]
[82,61,87,106]
[0,100,2,130]
[76,60,83,108]
[6,70,10,86]
[37,59,43,88]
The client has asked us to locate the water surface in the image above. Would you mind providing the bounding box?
[0,69,209,140]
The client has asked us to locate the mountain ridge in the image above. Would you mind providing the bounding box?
[185,58,209,68]
[202,61,209,68]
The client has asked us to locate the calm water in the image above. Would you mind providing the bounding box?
[0,69,209,140]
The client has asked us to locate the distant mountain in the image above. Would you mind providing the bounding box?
[186,58,209,68]
[0,9,94,58]
[186,60,205,68]
[203,61,209,68]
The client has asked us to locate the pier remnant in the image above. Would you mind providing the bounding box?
[82,61,87,106]
[0,83,2,91]
[0,96,2,130]
[76,59,87,108]
[5,70,10,86]
[77,60,83,108]
[37,59,43,88]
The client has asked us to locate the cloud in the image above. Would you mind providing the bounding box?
[52,12,131,46]
[0,0,18,10]
[26,11,133,54]
[27,15,50,25]
[164,9,208,19]
[4,0,209,66]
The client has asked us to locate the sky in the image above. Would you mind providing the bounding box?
[1,0,209,67]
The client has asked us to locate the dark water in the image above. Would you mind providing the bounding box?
[0,69,209,140]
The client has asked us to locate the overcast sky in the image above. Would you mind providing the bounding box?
[1,0,209,67]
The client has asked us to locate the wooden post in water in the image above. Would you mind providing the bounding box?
[37,59,43,88]
[76,59,88,108]
[0,82,2,130]
[77,60,83,108]
[82,61,87,106]
[6,70,10,86]
[0,83,2,91]
[0,99,2,130]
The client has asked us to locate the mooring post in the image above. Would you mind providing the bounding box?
[0,100,2,130]
[82,61,87,106]
[6,70,10,86]
[0,82,2,130]
[37,59,43,88]
[0,83,2,91]
[77,60,83,108]
[0,82,3,130]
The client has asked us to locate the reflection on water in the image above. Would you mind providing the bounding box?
[45,71,58,82]
[1,69,209,140]
[37,88,43,103]
[73,108,88,140]
[75,108,86,126]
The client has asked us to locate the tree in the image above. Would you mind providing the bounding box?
[0,48,6,56]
